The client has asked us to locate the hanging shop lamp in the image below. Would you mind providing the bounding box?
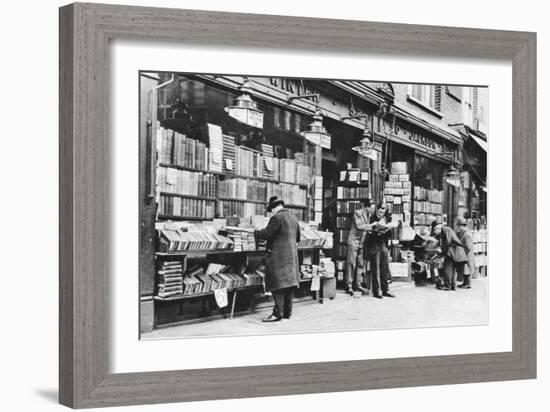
[224,78,264,128]
[352,119,377,161]
[445,164,461,187]
[301,107,332,149]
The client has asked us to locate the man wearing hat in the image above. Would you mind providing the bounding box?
[431,220,468,291]
[456,217,475,288]
[255,196,301,322]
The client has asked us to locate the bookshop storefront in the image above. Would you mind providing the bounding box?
[139,73,464,332]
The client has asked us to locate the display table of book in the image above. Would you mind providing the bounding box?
[153,221,334,328]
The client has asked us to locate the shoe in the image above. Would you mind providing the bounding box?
[262,315,282,322]
[373,293,383,299]
[281,317,291,322]
[354,286,368,294]
[345,288,354,296]
[458,284,466,288]
[442,286,450,291]
[463,285,471,289]
[383,292,396,298]
[450,286,456,291]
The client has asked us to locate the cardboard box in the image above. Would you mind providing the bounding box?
[398,174,409,182]
[389,262,411,281]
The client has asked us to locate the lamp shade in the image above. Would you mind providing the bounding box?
[301,108,332,149]
[225,80,264,128]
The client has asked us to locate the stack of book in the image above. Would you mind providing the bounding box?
[337,186,370,199]
[384,164,412,225]
[220,227,257,252]
[156,261,184,298]
[206,123,223,172]
[298,224,327,248]
[222,134,236,174]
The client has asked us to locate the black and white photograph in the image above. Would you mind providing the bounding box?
[139,72,488,339]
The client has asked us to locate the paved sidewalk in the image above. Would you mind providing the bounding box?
[142,278,488,340]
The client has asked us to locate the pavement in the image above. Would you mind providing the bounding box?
[142,278,488,340]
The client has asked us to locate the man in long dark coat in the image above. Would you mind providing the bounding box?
[255,196,301,322]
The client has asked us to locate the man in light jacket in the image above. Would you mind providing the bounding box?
[456,217,475,288]
[345,199,374,295]
[255,196,301,322]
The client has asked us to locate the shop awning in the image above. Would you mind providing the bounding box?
[469,133,487,153]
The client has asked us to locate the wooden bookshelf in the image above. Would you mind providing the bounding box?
[157,214,214,221]
[159,163,309,188]
[160,192,217,201]
[155,245,322,257]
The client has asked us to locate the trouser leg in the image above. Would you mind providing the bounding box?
[454,262,464,288]
[370,252,381,296]
[283,287,294,319]
[443,257,454,288]
[380,248,390,293]
[272,289,285,319]
[345,245,359,290]
[355,246,365,289]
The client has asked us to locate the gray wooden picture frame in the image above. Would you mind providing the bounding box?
[59,2,536,408]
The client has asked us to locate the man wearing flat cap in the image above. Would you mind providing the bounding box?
[255,196,301,322]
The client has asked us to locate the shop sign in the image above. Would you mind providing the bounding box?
[384,119,457,156]
[268,78,319,102]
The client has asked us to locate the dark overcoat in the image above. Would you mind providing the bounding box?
[255,208,301,292]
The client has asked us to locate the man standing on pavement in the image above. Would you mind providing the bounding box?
[431,221,468,291]
[255,196,301,322]
[456,217,475,289]
[345,199,374,295]
[365,202,397,299]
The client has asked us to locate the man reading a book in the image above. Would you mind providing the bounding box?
[364,202,397,299]
[255,196,301,322]
[345,199,374,295]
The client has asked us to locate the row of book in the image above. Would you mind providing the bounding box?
[218,200,265,219]
[157,126,210,170]
[156,261,184,298]
[158,124,312,186]
[339,169,369,183]
[414,186,444,203]
[415,201,443,214]
[158,228,234,252]
[219,178,267,202]
[173,130,209,170]
[158,195,216,219]
[336,186,370,199]
[157,167,217,198]
[266,183,307,206]
[413,213,444,226]
[179,264,265,296]
[336,200,364,214]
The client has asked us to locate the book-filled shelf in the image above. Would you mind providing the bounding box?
[152,122,335,325]
[156,123,310,222]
